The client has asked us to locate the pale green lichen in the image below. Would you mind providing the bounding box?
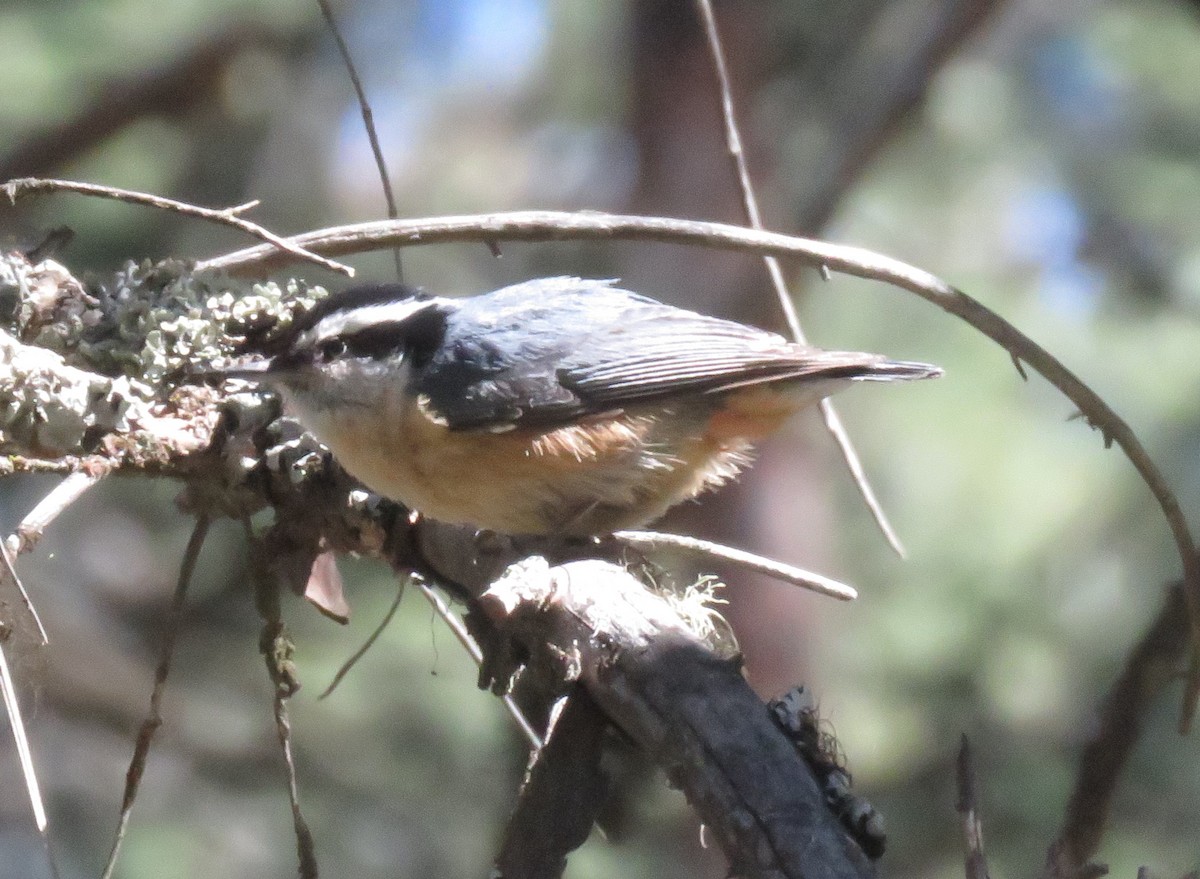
[77,261,325,386]
[0,328,114,455]
[1,252,327,389]
[0,251,330,459]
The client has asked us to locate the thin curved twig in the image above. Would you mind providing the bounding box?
[196,209,1200,728]
[319,577,407,700]
[0,471,105,879]
[273,689,317,879]
[316,0,403,281]
[0,540,58,879]
[614,530,857,601]
[413,579,543,750]
[694,0,905,557]
[7,471,103,559]
[101,515,209,879]
[2,177,354,277]
[1,475,102,646]
[243,519,318,879]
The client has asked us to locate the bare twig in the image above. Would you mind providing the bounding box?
[6,471,103,558]
[319,576,407,699]
[25,214,1200,719]
[694,0,904,556]
[0,473,103,879]
[197,211,1200,715]
[101,515,210,879]
[246,520,319,879]
[0,518,48,651]
[2,177,354,277]
[2,471,105,646]
[0,648,58,878]
[694,0,799,336]
[316,0,403,281]
[956,735,992,879]
[613,530,857,601]
[0,541,58,879]
[274,692,318,879]
[1043,583,1189,879]
[413,579,542,749]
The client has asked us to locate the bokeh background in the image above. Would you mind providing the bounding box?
[2,0,1200,876]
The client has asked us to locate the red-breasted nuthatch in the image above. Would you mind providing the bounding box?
[222,277,940,536]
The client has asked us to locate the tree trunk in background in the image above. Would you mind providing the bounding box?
[620,0,1002,707]
[622,0,832,706]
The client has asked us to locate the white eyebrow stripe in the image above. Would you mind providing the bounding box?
[302,298,444,346]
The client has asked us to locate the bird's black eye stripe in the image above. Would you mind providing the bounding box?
[313,308,448,364]
[337,322,414,360]
[397,307,446,368]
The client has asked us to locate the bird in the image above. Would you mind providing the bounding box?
[218,277,940,537]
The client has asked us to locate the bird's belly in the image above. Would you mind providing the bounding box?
[294,400,752,536]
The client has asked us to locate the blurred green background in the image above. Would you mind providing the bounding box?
[2,0,1200,876]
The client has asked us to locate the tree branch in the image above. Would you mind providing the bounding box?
[475,557,876,879]
[4,177,354,276]
[956,735,992,879]
[6,220,1198,875]
[1043,582,1190,879]
[494,688,608,879]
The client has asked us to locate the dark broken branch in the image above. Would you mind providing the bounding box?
[494,689,609,879]
[413,535,875,879]
[1043,583,1190,879]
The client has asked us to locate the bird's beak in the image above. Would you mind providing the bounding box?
[219,360,274,380]
[190,358,275,384]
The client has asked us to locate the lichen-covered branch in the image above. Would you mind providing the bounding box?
[0,251,322,472]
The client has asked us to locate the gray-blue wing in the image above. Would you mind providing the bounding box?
[417,278,931,430]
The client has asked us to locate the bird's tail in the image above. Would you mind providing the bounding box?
[849,358,943,382]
